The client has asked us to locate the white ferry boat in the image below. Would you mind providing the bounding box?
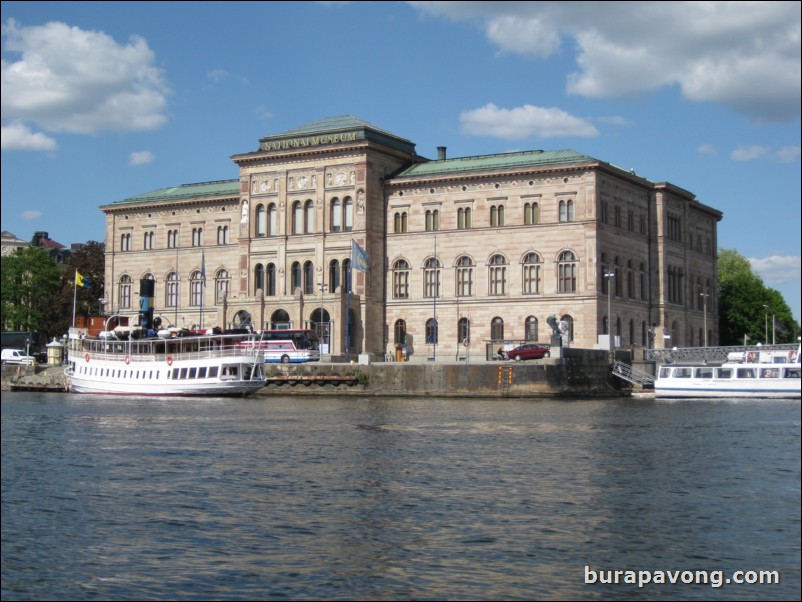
[654,345,800,399]
[65,327,267,397]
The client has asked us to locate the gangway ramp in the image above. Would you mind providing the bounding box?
[612,361,654,387]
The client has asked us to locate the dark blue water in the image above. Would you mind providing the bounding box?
[2,393,799,601]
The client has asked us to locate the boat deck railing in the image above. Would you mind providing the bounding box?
[644,344,798,365]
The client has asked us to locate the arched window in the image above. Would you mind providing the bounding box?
[120,233,131,252]
[394,319,407,345]
[256,204,267,237]
[331,198,342,232]
[424,257,441,298]
[458,317,470,346]
[267,203,278,237]
[559,199,575,223]
[456,256,474,297]
[344,197,353,231]
[217,225,229,245]
[525,316,538,341]
[488,254,507,296]
[293,201,304,234]
[167,229,178,249]
[119,275,132,309]
[557,251,578,293]
[426,209,440,232]
[393,259,410,299]
[190,270,203,306]
[303,261,315,295]
[522,252,542,294]
[329,259,341,293]
[457,207,472,229]
[627,260,635,299]
[491,317,504,341]
[266,263,276,296]
[291,262,302,293]
[305,200,315,233]
[394,211,408,233]
[524,202,540,225]
[343,259,352,293]
[490,205,505,227]
[426,318,438,345]
[165,272,178,308]
[254,264,265,294]
[561,315,575,343]
[215,269,230,305]
[192,228,203,247]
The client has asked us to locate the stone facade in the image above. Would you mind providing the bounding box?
[100,116,722,360]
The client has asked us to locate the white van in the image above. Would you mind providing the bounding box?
[1,349,36,366]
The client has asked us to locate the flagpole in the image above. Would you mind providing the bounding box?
[72,269,78,327]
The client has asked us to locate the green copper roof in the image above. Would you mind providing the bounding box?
[256,115,417,155]
[106,179,239,207]
[394,149,595,179]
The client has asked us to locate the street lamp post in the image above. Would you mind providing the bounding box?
[700,293,709,347]
[604,271,615,352]
[763,304,769,344]
[318,281,327,354]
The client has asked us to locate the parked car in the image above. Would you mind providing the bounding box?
[1,348,36,366]
[507,343,550,361]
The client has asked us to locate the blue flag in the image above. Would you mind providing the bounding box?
[351,240,369,273]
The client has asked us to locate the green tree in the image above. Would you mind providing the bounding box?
[42,241,107,341]
[0,247,62,335]
[718,248,799,345]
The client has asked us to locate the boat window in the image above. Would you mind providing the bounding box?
[760,368,779,379]
[189,367,197,379]
[674,368,692,378]
[199,367,207,378]
[209,366,219,378]
[737,368,756,378]
[658,367,671,378]
[180,368,188,379]
[715,368,733,379]
[784,368,801,378]
[695,367,714,379]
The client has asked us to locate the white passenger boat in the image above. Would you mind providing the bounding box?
[65,327,267,397]
[654,345,800,399]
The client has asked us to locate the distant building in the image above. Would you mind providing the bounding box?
[1,231,28,257]
[100,116,722,358]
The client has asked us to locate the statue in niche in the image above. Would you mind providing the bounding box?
[241,200,249,223]
[357,190,365,214]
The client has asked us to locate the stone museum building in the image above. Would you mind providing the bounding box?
[100,115,722,360]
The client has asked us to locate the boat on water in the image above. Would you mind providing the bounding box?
[65,327,267,397]
[654,345,801,399]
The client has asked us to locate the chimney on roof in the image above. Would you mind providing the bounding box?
[437,146,447,161]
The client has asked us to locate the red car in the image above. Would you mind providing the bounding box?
[507,343,550,361]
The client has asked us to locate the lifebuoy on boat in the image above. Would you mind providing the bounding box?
[85,353,90,362]
[167,356,173,366]
[747,352,756,363]
[125,355,131,365]
[790,351,798,362]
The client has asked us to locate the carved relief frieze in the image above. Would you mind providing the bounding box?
[325,167,356,189]
[251,174,280,195]
[287,171,316,192]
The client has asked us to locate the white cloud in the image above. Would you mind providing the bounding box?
[698,144,717,156]
[749,255,802,285]
[128,150,155,166]
[731,144,802,163]
[407,1,801,122]
[0,120,57,151]
[1,19,170,142]
[21,210,42,220]
[775,146,801,163]
[731,145,769,161]
[460,103,599,140]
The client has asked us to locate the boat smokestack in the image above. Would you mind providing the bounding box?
[437,146,446,160]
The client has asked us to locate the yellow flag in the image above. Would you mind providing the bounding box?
[76,271,89,288]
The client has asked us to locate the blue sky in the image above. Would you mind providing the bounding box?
[2,1,800,321]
